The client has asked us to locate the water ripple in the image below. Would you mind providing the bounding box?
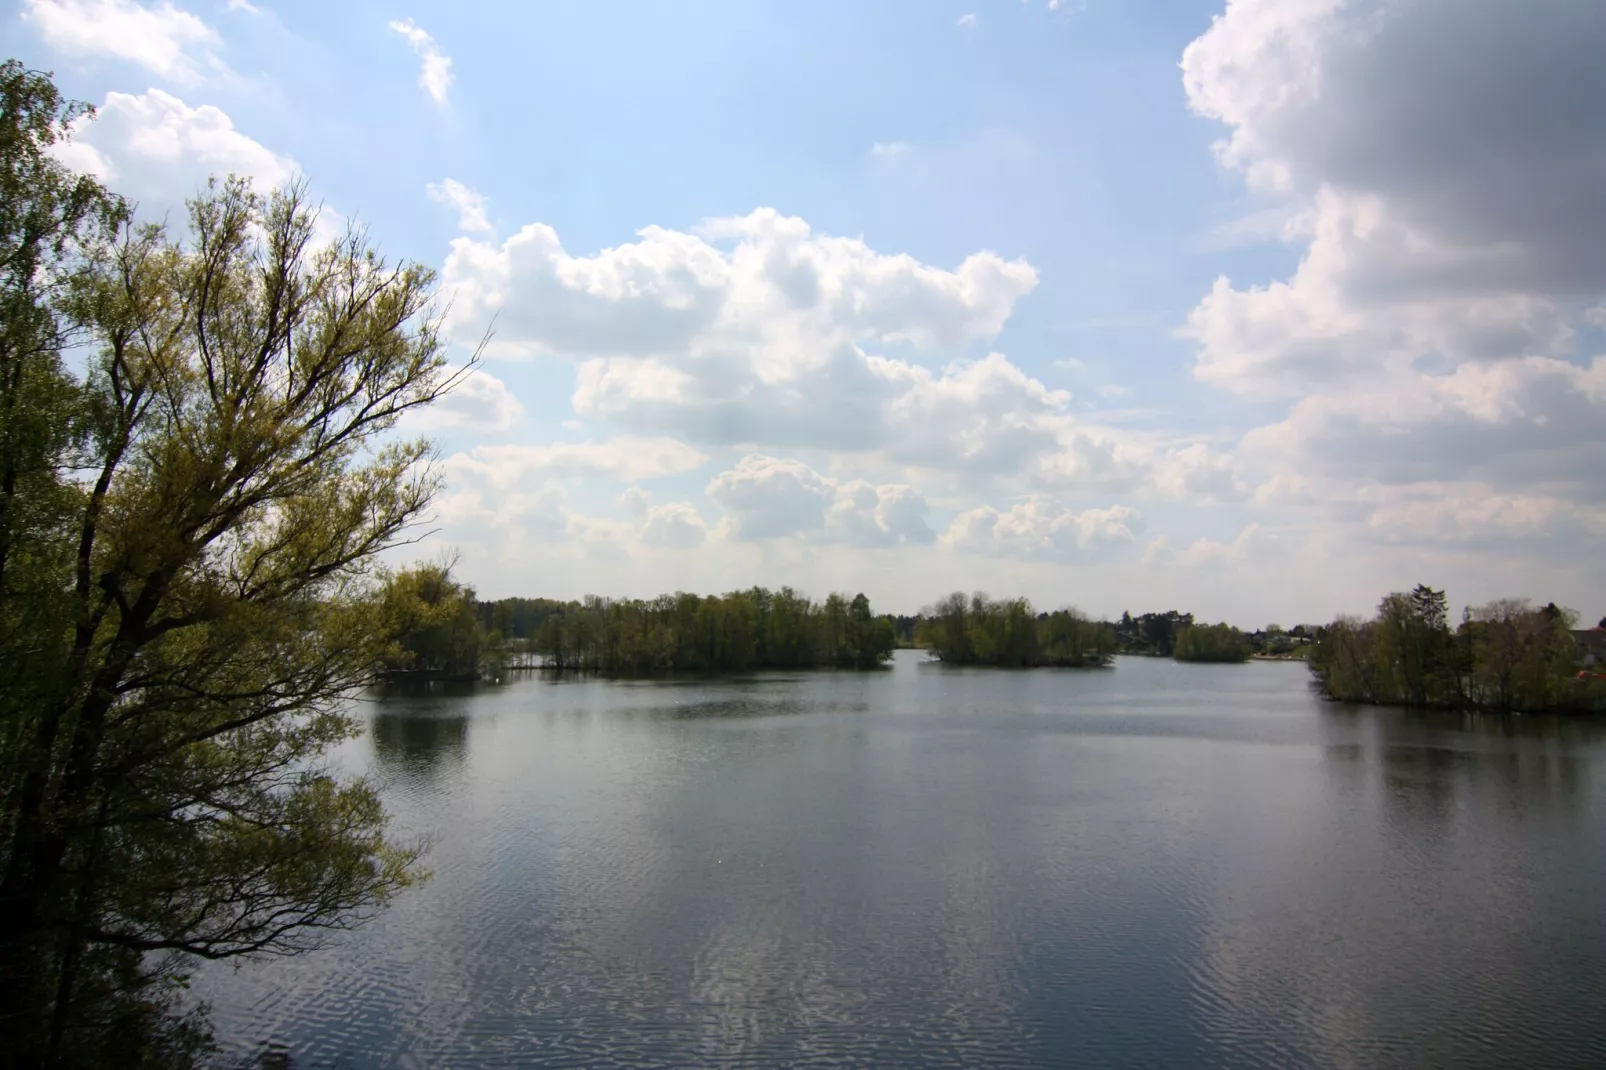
[202,654,1606,1069]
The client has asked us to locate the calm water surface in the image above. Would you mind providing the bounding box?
[203,652,1606,1068]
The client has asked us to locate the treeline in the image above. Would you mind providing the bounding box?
[1310,586,1605,714]
[481,587,896,673]
[1112,611,1312,659]
[476,596,568,643]
[395,580,1340,676]
[916,593,1114,667]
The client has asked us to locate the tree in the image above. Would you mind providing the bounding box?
[518,586,896,675]
[1309,589,1591,713]
[1134,611,1193,656]
[917,593,1112,668]
[922,592,972,664]
[380,559,497,680]
[1309,615,1381,704]
[1464,599,1578,713]
[0,77,471,1061]
[844,593,894,668]
[0,62,125,605]
[1174,623,1252,663]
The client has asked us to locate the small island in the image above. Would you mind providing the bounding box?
[1172,623,1253,663]
[915,593,1114,667]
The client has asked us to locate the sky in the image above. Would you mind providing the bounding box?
[6,0,1606,626]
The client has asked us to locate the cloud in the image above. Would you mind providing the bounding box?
[1173,524,1270,568]
[427,178,492,233]
[1360,486,1606,550]
[434,201,1247,517]
[705,454,934,546]
[446,437,708,489]
[639,503,709,548]
[439,193,1257,501]
[1192,203,1306,252]
[435,477,572,535]
[389,18,453,104]
[1241,356,1606,501]
[942,499,1143,563]
[614,487,709,548]
[226,0,261,13]
[828,480,937,546]
[433,438,708,547]
[1182,0,1606,392]
[445,207,1036,360]
[1152,443,1248,502]
[706,455,833,540]
[620,486,653,518]
[402,366,524,433]
[1179,0,1606,565]
[956,14,977,29]
[870,140,909,158]
[22,0,222,82]
[61,89,295,206]
[433,207,1139,485]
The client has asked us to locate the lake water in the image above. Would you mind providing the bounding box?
[203,651,1606,1068]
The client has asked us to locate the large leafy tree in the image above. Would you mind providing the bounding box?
[0,62,471,1065]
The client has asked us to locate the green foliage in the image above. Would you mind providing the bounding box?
[1173,623,1252,663]
[380,560,498,679]
[477,595,570,641]
[916,592,1113,667]
[520,586,895,674]
[0,69,457,1063]
[1310,587,1596,713]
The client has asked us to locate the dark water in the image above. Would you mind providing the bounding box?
[202,652,1606,1068]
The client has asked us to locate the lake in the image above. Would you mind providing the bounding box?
[203,651,1606,1068]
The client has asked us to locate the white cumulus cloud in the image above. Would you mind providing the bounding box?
[1179,0,1606,572]
[60,89,295,207]
[942,499,1144,563]
[706,454,935,546]
[446,437,708,488]
[639,503,709,549]
[389,18,453,104]
[1182,0,1606,394]
[427,178,492,233]
[403,366,524,434]
[22,0,222,82]
[433,206,1174,492]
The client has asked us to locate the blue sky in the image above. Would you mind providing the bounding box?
[8,0,1606,625]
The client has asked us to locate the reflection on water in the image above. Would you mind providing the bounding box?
[203,654,1606,1069]
[370,711,469,783]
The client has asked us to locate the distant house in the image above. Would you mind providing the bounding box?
[1574,629,1606,667]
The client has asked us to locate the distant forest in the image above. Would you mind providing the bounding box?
[378,566,1317,679]
[377,569,1605,714]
